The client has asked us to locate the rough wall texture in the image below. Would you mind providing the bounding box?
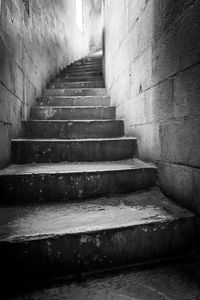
[0,0,93,169]
[104,0,200,215]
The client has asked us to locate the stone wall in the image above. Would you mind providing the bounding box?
[104,0,200,215]
[0,0,93,169]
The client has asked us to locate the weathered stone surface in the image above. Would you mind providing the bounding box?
[104,0,200,213]
[30,106,115,120]
[54,76,104,82]
[48,81,105,89]
[0,188,194,287]
[173,65,200,118]
[0,159,156,204]
[63,71,103,78]
[12,138,137,163]
[66,65,102,72]
[0,0,103,169]
[126,124,161,162]
[43,88,107,97]
[158,162,194,210]
[37,96,110,107]
[23,120,124,139]
[160,117,200,168]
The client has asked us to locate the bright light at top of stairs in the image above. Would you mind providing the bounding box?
[76,0,83,32]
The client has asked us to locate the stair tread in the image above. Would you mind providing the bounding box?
[44,88,106,91]
[32,106,114,108]
[0,159,155,176]
[51,81,104,84]
[25,119,122,122]
[0,188,193,242]
[39,96,109,99]
[12,137,136,142]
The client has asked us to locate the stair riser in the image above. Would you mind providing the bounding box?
[12,140,137,164]
[54,76,103,82]
[65,69,102,74]
[62,71,103,78]
[30,107,115,120]
[66,65,102,70]
[43,88,106,97]
[70,63,102,68]
[69,63,102,69]
[80,58,102,63]
[23,121,124,139]
[1,218,194,285]
[37,96,110,107]
[49,82,104,89]
[0,168,156,204]
[63,71,103,76]
[74,59,102,64]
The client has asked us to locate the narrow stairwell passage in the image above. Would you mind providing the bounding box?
[0,53,196,292]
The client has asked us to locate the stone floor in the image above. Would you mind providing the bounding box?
[7,258,200,300]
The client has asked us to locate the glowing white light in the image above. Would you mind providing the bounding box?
[76,0,83,32]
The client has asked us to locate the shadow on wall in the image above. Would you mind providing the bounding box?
[104,0,200,216]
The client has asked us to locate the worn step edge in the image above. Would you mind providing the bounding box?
[36,96,110,106]
[62,72,103,77]
[0,159,157,204]
[25,119,123,122]
[54,77,104,82]
[31,106,114,109]
[11,138,137,163]
[22,120,124,139]
[30,106,116,121]
[43,88,106,96]
[48,83,105,89]
[12,137,136,142]
[0,188,195,284]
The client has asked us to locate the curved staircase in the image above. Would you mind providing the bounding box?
[0,53,195,289]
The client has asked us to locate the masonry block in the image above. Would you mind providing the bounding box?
[160,117,200,168]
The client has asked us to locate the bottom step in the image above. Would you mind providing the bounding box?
[0,188,195,286]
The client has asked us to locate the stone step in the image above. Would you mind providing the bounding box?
[61,71,103,78]
[64,69,102,75]
[43,88,106,97]
[0,159,156,204]
[12,138,137,164]
[48,81,105,89]
[65,68,102,74]
[54,76,103,82]
[23,120,124,139]
[0,188,195,286]
[30,106,115,120]
[69,64,102,70]
[37,96,110,107]
[80,57,102,63]
[70,62,102,68]
[66,64,102,70]
[77,56,102,62]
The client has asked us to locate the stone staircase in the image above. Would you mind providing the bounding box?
[0,53,195,288]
